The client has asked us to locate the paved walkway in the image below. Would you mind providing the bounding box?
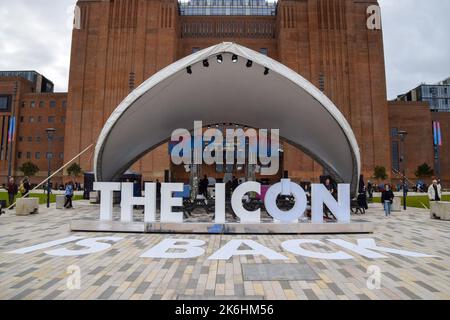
[0,202,449,300]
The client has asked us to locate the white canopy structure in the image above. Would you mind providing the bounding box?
[94,42,361,195]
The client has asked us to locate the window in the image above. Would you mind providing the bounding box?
[17,152,22,159]
[36,136,41,143]
[21,102,25,108]
[20,116,24,123]
[260,48,268,56]
[61,116,66,123]
[30,101,35,108]
[318,74,325,92]
[50,101,56,108]
[48,116,55,123]
[62,101,67,108]
[35,152,41,159]
[60,152,64,160]
[27,137,32,142]
[29,116,34,123]
[46,152,53,159]
[26,152,31,159]
[38,116,42,123]
[391,127,398,137]
[392,141,400,172]
[0,95,11,111]
[39,101,45,108]
[18,136,23,142]
[59,137,64,142]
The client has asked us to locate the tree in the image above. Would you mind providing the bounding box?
[373,166,388,180]
[19,162,39,177]
[67,162,83,181]
[415,163,434,178]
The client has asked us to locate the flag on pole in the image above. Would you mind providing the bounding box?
[8,116,15,143]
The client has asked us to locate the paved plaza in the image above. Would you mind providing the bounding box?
[0,201,449,300]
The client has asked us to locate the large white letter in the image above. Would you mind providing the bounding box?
[215,183,226,223]
[140,239,206,259]
[208,239,288,260]
[264,179,307,223]
[160,183,184,223]
[329,239,436,259]
[311,184,350,223]
[120,182,156,223]
[93,182,121,221]
[282,239,353,260]
[171,128,192,165]
[45,237,123,257]
[231,182,261,223]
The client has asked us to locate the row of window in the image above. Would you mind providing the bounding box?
[18,136,64,143]
[22,100,67,109]
[20,116,65,124]
[17,152,64,160]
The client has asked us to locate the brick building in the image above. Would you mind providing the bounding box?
[0,0,448,189]
[0,73,67,186]
[64,0,391,185]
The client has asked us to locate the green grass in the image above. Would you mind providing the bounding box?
[0,192,83,206]
[372,195,450,209]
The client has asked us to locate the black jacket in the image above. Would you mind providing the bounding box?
[381,190,394,203]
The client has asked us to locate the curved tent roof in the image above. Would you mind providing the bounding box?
[94,42,361,195]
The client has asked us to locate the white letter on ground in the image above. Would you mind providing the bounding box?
[208,239,288,260]
[44,237,123,257]
[282,239,354,260]
[329,239,436,259]
[140,239,206,259]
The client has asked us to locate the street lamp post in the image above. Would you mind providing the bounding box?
[45,128,56,208]
[397,130,408,211]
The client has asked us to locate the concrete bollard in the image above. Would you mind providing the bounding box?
[391,197,402,212]
[16,198,39,216]
[56,195,66,209]
[430,202,450,221]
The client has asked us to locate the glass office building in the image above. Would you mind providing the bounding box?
[397,77,450,112]
[0,71,54,93]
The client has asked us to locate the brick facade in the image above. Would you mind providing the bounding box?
[0,77,67,185]
[1,0,448,188]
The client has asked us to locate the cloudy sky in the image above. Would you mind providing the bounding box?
[0,0,449,99]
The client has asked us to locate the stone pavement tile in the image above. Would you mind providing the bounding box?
[1,202,450,300]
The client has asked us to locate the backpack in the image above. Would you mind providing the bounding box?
[19,183,25,194]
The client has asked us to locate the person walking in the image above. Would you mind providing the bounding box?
[64,181,74,209]
[6,177,18,208]
[381,184,395,217]
[428,180,442,202]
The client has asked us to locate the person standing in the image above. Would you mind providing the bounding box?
[199,175,209,197]
[428,180,442,202]
[22,177,31,198]
[64,181,74,209]
[156,179,161,199]
[367,180,373,200]
[381,184,395,217]
[6,177,18,208]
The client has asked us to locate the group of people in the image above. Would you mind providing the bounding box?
[4,176,75,210]
[6,177,31,209]
[380,179,443,217]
